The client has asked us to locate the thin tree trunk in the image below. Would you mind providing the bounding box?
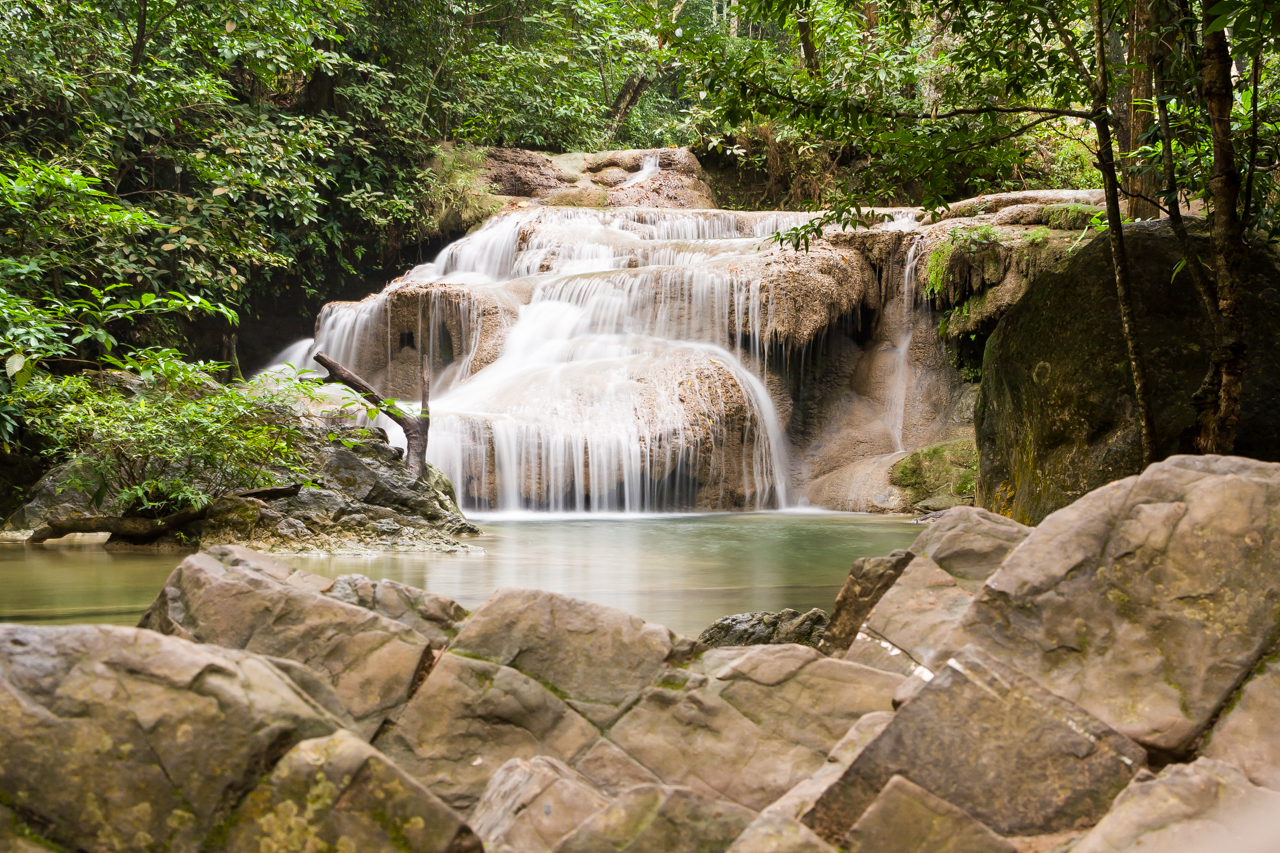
[1195,15,1248,454]
[314,352,430,478]
[1126,1,1160,219]
[797,4,818,72]
[605,0,688,138]
[1093,0,1157,466]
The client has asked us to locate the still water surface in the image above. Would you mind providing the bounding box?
[0,511,918,637]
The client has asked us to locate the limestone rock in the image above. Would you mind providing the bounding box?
[844,776,1017,853]
[0,624,342,853]
[0,804,57,853]
[907,506,1031,581]
[1203,657,1280,790]
[698,608,829,648]
[447,587,675,709]
[976,220,1280,524]
[139,550,433,738]
[325,571,467,645]
[471,757,610,853]
[726,712,894,853]
[552,785,755,853]
[1072,758,1280,853]
[610,645,901,810]
[858,555,975,671]
[821,550,915,654]
[842,634,919,676]
[943,455,1280,753]
[223,730,481,853]
[803,646,1145,842]
[372,652,599,812]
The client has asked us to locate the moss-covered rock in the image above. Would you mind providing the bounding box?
[1041,202,1105,231]
[976,219,1280,524]
[889,438,978,511]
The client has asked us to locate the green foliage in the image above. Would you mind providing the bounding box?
[924,223,999,298]
[16,349,311,517]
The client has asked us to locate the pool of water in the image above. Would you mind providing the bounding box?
[0,511,919,637]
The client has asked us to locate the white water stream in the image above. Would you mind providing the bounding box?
[266,206,822,513]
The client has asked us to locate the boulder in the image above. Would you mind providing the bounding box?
[552,785,755,853]
[1072,758,1280,853]
[371,652,601,812]
[610,645,901,811]
[726,712,894,853]
[0,804,57,853]
[0,624,342,852]
[843,775,1017,853]
[471,757,610,853]
[223,730,480,853]
[976,220,1280,524]
[325,571,467,645]
[1203,656,1280,790]
[803,646,1145,842]
[447,587,675,713]
[940,455,1280,753]
[907,506,1031,581]
[139,549,435,738]
[850,554,974,671]
[698,608,829,648]
[820,550,915,654]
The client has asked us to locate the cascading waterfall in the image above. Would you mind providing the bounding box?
[884,220,921,452]
[266,205,822,513]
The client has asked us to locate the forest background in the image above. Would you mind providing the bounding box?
[0,0,1276,519]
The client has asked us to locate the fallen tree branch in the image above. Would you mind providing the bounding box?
[314,351,430,477]
[26,483,304,545]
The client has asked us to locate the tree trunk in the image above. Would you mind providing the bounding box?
[314,352,430,477]
[1126,1,1160,219]
[1193,15,1248,454]
[797,4,818,72]
[1093,0,1158,467]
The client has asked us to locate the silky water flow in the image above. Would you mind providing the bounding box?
[265,206,827,513]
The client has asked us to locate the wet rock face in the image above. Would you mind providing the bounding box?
[976,219,1280,524]
[942,454,1280,754]
[698,608,830,648]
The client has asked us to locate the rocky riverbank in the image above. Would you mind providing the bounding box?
[3,423,479,554]
[3,453,1279,852]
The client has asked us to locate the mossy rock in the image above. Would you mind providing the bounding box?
[890,438,978,511]
[1041,203,1105,231]
[544,186,609,207]
[975,219,1280,524]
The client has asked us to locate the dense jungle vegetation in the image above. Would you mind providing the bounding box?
[1,0,1277,516]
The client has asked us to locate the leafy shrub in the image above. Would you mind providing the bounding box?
[17,350,311,518]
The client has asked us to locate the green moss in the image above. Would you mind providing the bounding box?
[1042,203,1105,232]
[890,438,979,509]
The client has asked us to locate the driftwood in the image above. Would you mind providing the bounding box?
[314,351,431,478]
[26,483,303,545]
[28,505,209,545]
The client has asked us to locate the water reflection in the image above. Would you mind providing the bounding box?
[0,511,919,636]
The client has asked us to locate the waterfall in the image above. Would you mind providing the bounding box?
[885,232,921,452]
[266,205,822,513]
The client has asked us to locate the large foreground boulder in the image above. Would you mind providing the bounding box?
[223,730,480,853]
[803,647,1144,842]
[139,546,461,737]
[940,454,1280,754]
[976,219,1280,524]
[0,624,343,851]
[373,587,900,815]
[1072,758,1280,852]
